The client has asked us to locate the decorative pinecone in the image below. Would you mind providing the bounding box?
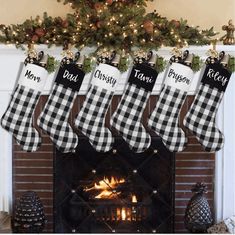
[184,182,213,233]
[12,191,46,233]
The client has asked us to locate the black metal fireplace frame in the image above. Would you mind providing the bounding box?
[53,136,175,233]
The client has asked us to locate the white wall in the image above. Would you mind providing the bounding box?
[0,0,234,37]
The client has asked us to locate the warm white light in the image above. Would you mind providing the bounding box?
[132,195,137,203]
[121,208,126,221]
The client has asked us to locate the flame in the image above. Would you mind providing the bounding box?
[116,207,133,221]
[95,190,121,199]
[121,208,126,221]
[132,195,137,203]
[84,176,125,199]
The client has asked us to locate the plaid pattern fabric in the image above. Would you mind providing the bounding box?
[37,83,78,153]
[183,83,224,152]
[75,84,114,152]
[110,83,151,153]
[1,84,41,152]
[148,85,187,152]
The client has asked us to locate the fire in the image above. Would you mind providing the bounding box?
[84,176,125,199]
[132,195,137,203]
[121,208,127,221]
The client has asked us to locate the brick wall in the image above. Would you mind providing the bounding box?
[13,95,215,233]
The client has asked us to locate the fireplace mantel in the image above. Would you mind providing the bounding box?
[0,45,234,223]
[0,44,234,95]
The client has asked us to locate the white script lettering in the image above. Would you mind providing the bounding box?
[63,70,79,82]
[134,69,153,83]
[207,68,228,86]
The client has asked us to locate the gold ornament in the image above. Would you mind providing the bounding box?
[220,19,235,45]
[61,44,74,59]
[206,49,219,59]
[27,44,38,59]
[171,47,182,58]
[134,49,148,60]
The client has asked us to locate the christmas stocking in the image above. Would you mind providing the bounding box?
[148,62,194,152]
[110,64,158,153]
[1,63,48,152]
[37,63,85,153]
[74,63,120,152]
[183,63,231,152]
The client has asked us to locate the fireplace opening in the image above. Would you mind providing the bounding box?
[54,137,175,233]
[80,176,151,223]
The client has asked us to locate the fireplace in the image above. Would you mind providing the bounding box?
[54,136,175,233]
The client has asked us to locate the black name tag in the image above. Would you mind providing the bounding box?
[128,64,158,92]
[201,63,231,92]
[56,64,85,91]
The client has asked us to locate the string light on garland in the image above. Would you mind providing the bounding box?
[0,0,217,52]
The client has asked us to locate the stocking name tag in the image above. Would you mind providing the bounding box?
[56,63,85,91]
[128,64,158,92]
[91,63,120,91]
[164,63,194,91]
[201,63,231,92]
[19,63,48,91]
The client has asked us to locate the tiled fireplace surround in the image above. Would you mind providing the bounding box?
[0,45,234,233]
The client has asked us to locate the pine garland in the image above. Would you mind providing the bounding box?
[0,0,217,52]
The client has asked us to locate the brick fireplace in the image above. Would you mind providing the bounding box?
[12,94,215,233]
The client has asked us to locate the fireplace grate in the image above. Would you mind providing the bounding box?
[70,200,151,222]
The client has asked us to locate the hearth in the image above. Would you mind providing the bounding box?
[54,136,175,233]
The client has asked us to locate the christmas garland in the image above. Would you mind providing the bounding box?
[0,0,233,73]
[0,0,217,52]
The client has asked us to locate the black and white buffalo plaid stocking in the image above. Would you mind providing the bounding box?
[75,63,120,152]
[184,63,231,152]
[1,64,48,152]
[148,62,194,152]
[110,64,158,153]
[37,63,85,153]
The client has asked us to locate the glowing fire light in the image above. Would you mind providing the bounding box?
[132,195,137,203]
[84,176,125,199]
[121,208,127,221]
